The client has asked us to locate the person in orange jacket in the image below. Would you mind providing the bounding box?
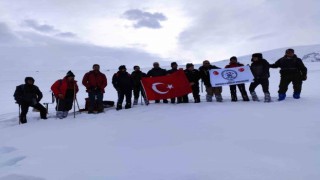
[51,71,79,119]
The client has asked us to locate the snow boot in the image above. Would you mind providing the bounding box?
[215,94,223,102]
[278,93,286,101]
[62,111,68,118]
[206,95,213,102]
[231,94,237,102]
[293,93,300,99]
[250,91,259,101]
[133,98,138,105]
[242,94,250,101]
[264,93,271,102]
[163,99,169,103]
[194,96,201,103]
[144,98,149,105]
[125,103,131,109]
[116,104,122,111]
[56,111,64,119]
[19,116,27,124]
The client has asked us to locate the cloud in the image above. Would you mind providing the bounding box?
[0,21,163,70]
[22,19,77,39]
[123,9,167,29]
[176,0,320,60]
[0,23,18,43]
[248,33,277,41]
[55,32,77,38]
[23,19,58,33]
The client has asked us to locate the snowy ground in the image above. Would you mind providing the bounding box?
[0,59,320,179]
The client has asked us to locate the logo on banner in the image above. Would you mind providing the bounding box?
[152,83,173,94]
[221,70,238,80]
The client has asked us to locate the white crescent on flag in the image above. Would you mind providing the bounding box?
[152,83,169,94]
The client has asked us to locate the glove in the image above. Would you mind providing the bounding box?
[58,94,64,99]
[302,75,307,81]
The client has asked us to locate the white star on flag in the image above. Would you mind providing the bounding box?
[167,84,173,89]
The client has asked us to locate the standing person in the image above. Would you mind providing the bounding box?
[167,62,183,104]
[225,56,250,102]
[147,62,168,103]
[112,65,133,110]
[183,63,201,103]
[270,49,307,100]
[51,71,79,119]
[131,65,149,105]
[82,64,107,113]
[249,53,271,102]
[199,60,223,102]
[14,77,47,124]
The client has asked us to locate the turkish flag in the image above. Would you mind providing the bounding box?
[141,70,192,100]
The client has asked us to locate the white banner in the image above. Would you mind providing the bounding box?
[209,66,254,87]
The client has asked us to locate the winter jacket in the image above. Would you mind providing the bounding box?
[270,55,307,77]
[250,59,270,79]
[131,70,147,87]
[198,65,221,87]
[51,77,79,99]
[184,69,200,85]
[225,62,244,68]
[167,68,178,74]
[82,70,107,93]
[147,68,167,77]
[14,84,43,105]
[112,71,133,92]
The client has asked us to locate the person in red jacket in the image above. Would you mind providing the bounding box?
[225,56,250,102]
[51,71,79,119]
[82,64,107,113]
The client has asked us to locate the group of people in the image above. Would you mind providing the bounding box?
[14,48,307,123]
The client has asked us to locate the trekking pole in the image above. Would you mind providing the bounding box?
[140,94,143,105]
[75,97,81,113]
[73,84,76,118]
[56,98,60,119]
[18,104,21,125]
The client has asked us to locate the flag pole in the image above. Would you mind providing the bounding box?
[140,79,149,105]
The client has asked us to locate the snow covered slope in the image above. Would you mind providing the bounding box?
[0,45,320,180]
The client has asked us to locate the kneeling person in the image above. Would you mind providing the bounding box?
[51,71,79,119]
[14,77,47,123]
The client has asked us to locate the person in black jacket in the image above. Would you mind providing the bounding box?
[249,53,271,102]
[199,60,223,102]
[147,62,168,103]
[131,65,149,105]
[112,65,133,110]
[270,49,307,101]
[167,62,183,103]
[13,77,47,124]
[183,63,201,103]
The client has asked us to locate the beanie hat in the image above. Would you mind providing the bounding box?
[92,64,100,68]
[252,53,263,59]
[119,65,126,70]
[186,63,194,69]
[133,65,140,70]
[286,48,294,53]
[171,62,178,66]
[25,77,35,84]
[66,70,75,77]
[230,56,237,61]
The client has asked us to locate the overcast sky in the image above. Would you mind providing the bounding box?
[0,0,319,64]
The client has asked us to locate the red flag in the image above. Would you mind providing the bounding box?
[141,70,192,100]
